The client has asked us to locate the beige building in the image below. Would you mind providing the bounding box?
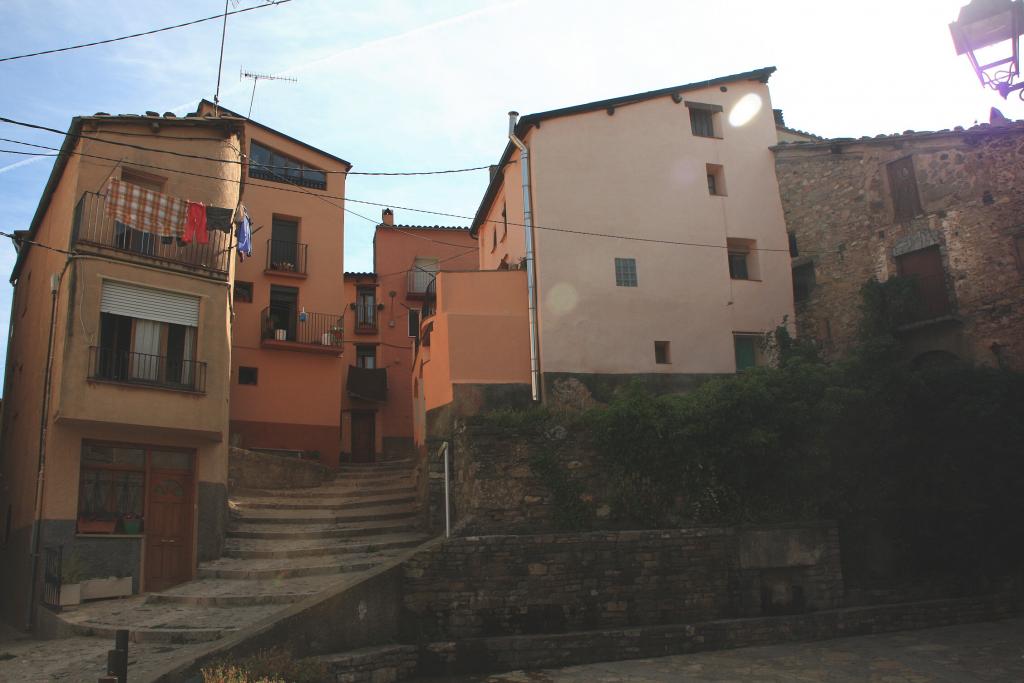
[0,112,242,628]
[471,67,795,401]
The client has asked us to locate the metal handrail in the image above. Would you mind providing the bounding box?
[260,307,344,346]
[88,346,207,392]
[266,239,308,275]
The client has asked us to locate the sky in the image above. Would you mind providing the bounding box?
[0,0,1017,388]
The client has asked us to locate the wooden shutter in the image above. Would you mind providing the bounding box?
[896,246,949,318]
[887,157,923,221]
[100,280,200,327]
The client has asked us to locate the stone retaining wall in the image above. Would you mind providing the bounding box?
[417,592,1022,675]
[227,447,332,493]
[402,525,843,642]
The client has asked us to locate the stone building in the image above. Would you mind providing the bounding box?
[773,121,1024,369]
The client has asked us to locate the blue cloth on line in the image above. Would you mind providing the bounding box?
[235,207,252,261]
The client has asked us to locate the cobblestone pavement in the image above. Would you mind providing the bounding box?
[438,618,1024,683]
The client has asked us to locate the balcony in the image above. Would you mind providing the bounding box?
[73,192,231,275]
[352,303,379,335]
[260,307,344,354]
[407,269,436,298]
[346,365,387,402]
[420,278,437,319]
[88,346,207,393]
[265,239,308,277]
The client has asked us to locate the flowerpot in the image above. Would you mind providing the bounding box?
[59,583,81,607]
[322,332,332,345]
[81,576,133,601]
[121,518,143,535]
[274,329,287,341]
[78,518,116,534]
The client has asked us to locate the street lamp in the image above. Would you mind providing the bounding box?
[950,0,1024,98]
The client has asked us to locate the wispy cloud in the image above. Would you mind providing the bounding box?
[0,155,46,175]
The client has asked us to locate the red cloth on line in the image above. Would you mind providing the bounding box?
[182,201,208,245]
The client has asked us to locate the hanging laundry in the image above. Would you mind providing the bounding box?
[105,178,186,238]
[182,201,208,245]
[205,206,234,233]
[235,205,253,261]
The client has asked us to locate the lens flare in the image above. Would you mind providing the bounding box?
[728,93,763,128]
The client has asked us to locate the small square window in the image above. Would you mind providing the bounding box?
[654,341,671,365]
[788,232,799,257]
[728,252,749,280]
[793,262,816,302]
[614,258,637,287]
[234,281,253,303]
[706,164,726,196]
[727,238,758,280]
[734,334,763,372]
[239,366,258,385]
[356,345,376,369]
[690,108,715,137]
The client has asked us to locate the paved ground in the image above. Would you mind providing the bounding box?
[436,618,1024,683]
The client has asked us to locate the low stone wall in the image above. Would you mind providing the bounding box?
[402,524,843,642]
[227,447,333,492]
[418,592,1024,675]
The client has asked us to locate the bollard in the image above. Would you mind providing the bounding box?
[106,629,129,683]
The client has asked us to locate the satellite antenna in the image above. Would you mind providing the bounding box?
[240,67,298,118]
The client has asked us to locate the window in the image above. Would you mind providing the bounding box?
[792,262,816,302]
[1014,235,1024,273]
[121,169,165,192]
[248,141,327,190]
[356,345,376,369]
[96,282,200,390]
[887,157,923,222]
[654,341,671,364]
[492,227,497,252]
[269,217,301,272]
[269,284,299,340]
[788,232,799,257]
[706,164,726,196]
[239,366,258,385]
[727,238,758,280]
[234,281,253,303]
[895,246,950,319]
[356,286,377,330]
[408,309,420,337]
[734,334,763,371]
[687,101,723,138]
[77,443,191,535]
[614,257,638,287]
[502,203,508,241]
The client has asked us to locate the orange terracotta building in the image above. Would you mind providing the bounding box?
[195,101,351,467]
[339,211,476,462]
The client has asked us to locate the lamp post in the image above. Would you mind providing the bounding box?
[950,0,1024,98]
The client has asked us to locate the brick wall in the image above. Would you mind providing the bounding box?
[402,524,843,641]
[774,123,1024,369]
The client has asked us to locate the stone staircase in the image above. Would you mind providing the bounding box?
[55,458,428,645]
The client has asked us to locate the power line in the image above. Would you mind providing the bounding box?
[0,117,489,176]
[0,1,292,63]
[0,142,804,255]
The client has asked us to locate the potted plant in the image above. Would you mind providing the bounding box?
[120,513,143,535]
[60,552,85,607]
[77,512,116,534]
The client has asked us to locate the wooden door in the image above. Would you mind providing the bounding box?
[144,469,194,592]
[351,412,375,463]
[897,246,950,319]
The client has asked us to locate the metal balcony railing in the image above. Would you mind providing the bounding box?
[73,192,231,274]
[89,346,207,392]
[407,269,436,295]
[261,307,344,347]
[353,303,379,334]
[266,239,308,275]
[421,278,437,319]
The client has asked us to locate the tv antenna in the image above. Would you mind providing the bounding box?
[240,68,298,118]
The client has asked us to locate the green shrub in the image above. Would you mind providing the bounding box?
[202,648,327,683]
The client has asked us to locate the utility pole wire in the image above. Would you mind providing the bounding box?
[0,1,292,63]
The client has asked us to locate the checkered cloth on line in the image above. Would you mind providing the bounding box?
[105,178,187,238]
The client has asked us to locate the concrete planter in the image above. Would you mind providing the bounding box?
[81,576,133,601]
[59,583,81,607]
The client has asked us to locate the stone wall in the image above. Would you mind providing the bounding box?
[773,123,1024,369]
[227,447,332,493]
[401,525,843,642]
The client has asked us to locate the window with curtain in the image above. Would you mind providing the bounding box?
[98,313,197,388]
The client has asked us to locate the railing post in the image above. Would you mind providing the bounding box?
[105,629,129,683]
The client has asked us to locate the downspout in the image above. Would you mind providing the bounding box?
[27,260,68,629]
[507,112,540,402]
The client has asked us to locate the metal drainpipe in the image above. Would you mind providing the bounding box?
[507,112,540,402]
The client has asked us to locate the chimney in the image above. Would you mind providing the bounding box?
[773,108,785,126]
[382,208,394,226]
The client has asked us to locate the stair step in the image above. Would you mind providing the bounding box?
[146,575,346,606]
[235,484,416,500]
[227,518,419,540]
[231,504,420,525]
[232,493,416,511]
[224,532,429,559]
[198,551,397,580]
[335,458,413,469]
